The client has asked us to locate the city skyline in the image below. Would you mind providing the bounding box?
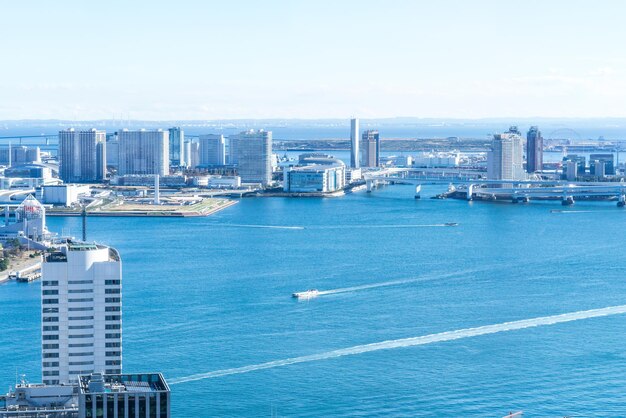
[3,1,626,120]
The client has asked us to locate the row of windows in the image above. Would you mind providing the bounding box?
[105,288,120,294]
[43,299,58,304]
[43,316,58,322]
[42,281,58,286]
[69,307,93,312]
[105,315,121,321]
[69,334,93,339]
[43,361,59,367]
[69,361,93,366]
[106,324,121,330]
[68,324,93,330]
[106,342,121,348]
[68,280,93,284]
[69,316,94,321]
[42,289,58,295]
[105,306,121,312]
[68,298,93,303]
[105,297,121,303]
[43,325,58,331]
[68,289,93,293]
[43,308,58,314]
[106,333,121,339]
[105,369,122,374]
[69,342,93,348]
[105,360,121,366]
[69,352,92,357]
[43,371,59,376]
[43,343,59,350]
[43,335,58,340]
[106,351,121,357]
[105,280,121,285]
[43,352,59,358]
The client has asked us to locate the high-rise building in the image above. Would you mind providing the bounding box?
[188,142,200,169]
[487,127,525,181]
[562,154,586,180]
[350,118,360,168]
[118,129,169,176]
[230,130,272,185]
[168,127,185,168]
[526,126,543,173]
[361,130,380,167]
[589,153,615,176]
[0,145,41,166]
[199,134,226,166]
[58,129,106,183]
[106,133,119,169]
[41,241,123,385]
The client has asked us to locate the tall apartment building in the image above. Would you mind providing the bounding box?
[361,130,380,167]
[41,242,123,385]
[168,127,185,168]
[199,134,226,166]
[487,127,525,181]
[58,129,106,183]
[350,118,360,168]
[118,129,169,176]
[230,130,272,185]
[526,126,543,173]
[0,145,41,166]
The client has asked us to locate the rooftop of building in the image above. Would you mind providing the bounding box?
[290,164,343,172]
[44,241,121,263]
[78,373,169,395]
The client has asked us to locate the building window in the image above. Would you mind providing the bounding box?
[106,351,121,357]
[105,280,121,285]
[105,306,121,312]
[43,362,59,367]
[43,308,59,313]
[43,316,59,322]
[43,370,59,376]
[69,352,92,357]
[43,352,59,358]
[105,324,121,330]
[42,344,59,350]
[43,335,59,340]
[42,281,58,286]
[42,289,58,295]
[69,343,93,348]
[43,325,59,331]
[105,315,121,321]
[42,299,58,304]
[68,280,92,284]
[69,316,94,320]
[68,298,94,303]
[69,307,93,311]
[105,342,121,348]
[69,334,94,339]
[105,333,121,339]
[106,360,121,366]
[105,297,121,303]
[68,289,93,293]
[105,288,120,294]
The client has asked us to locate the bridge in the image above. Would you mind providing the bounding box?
[363,168,626,206]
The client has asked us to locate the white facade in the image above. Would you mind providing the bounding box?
[41,184,90,206]
[413,152,460,168]
[230,130,272,186]
[350,118,359,168]
[284,164,345,193]
[487,133,525,180]
[118,129,169,176]
[41,242,122,385]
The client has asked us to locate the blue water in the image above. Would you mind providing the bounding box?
[2,185,626,416]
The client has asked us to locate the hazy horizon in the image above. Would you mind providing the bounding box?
[3,1,626,120]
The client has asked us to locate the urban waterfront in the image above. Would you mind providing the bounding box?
[2,185,626,416]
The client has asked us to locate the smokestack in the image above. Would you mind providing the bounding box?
[154,174,160,204]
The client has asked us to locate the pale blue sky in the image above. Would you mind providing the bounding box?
[1,0,625,120]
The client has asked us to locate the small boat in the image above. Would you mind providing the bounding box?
[444,222,458,227]
[292,289,320,299]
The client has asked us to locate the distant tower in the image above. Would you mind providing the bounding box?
[487,127,525,180]
[350,118,360,168]
[361,130,380,167]
[526,126,543,173]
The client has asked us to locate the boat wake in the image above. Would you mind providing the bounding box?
[313,224,457,229]
[215,224,305,230]
[168,304,626,385]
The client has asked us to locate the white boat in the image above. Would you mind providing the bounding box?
[292,289,320,299]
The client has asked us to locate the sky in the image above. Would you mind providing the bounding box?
[2,0,626,120]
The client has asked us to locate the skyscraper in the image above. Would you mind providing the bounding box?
[168,127,185,168]
[58,129,106,183]
[118,129,169,176]
[199,134,226,166]
[41,241,123,385]
[487,127,525,181]
[526,126,543,173]
[350,118,359,168]
[361,130,380,167]
[230,130,272,185]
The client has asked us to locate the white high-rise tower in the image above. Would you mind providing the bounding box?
[350,118,360,168]
[41,242,122,385]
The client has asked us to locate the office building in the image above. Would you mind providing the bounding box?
[589,153,615,176]
[526,126,543,173]
[118,129,169,176]
[284,164,345,193]
[0,145,41,166]
[106,133,119,168]
[230,130,272,186]
[350,118,359,168]
[413,151,460,168]
[58,129,107,183]
[361,130,380,167]
[41,241,122,385]
[168,127,185,168]
[487,128,525,181]
[199,134,226,166]
[1,372,170,418]
[188,142,200,169]
[562,154,586,180]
